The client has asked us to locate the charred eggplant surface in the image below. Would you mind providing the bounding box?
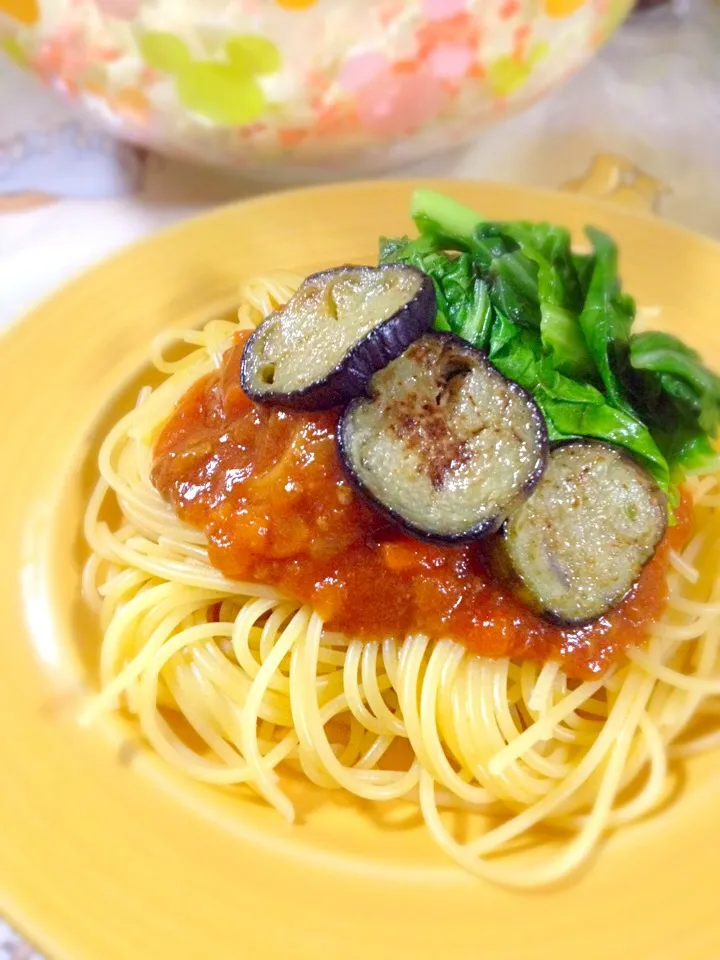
[501,440,667,624]
[241,264,435,409]
[339,332,548,542]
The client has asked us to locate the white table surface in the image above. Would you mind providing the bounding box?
[0,1,719,956]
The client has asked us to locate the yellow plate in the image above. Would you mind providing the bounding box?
[1,180,719,960]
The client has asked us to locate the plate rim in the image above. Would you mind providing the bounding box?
[4,176,720,349]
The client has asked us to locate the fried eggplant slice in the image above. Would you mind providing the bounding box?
[241,264,435,409]
[499,440,667,624]
[338,332,548,543]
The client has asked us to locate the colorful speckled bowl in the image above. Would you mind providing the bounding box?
[0,0,632,177]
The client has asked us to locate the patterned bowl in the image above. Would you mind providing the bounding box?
[0,0,632,179]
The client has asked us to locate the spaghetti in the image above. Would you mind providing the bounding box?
[82,274,720,886]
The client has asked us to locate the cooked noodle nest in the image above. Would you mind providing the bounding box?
[81,274,720,887]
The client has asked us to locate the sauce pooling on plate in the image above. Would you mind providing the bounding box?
[152,333,692,680]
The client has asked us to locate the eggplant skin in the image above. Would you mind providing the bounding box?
[240,264,435,410]
[498,440,668,625]
[338,331,548,544]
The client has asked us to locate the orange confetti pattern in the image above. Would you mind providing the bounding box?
[2,0,632,168]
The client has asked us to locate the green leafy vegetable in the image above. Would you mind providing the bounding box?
[378,235,409,263]
[577,227,635,414]
[488,252,541,329]
[528,238,593,378]
[630,332,720,427]
[410,188,481,249]
[487,314,668,487]
[380,234,494,347]
[458,275,494,349]
[571,251,595,299]
[628,331,720,473]
[539,297,593,379]
[378,188,720,495]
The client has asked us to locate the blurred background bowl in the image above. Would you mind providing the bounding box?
[0,0,633,180]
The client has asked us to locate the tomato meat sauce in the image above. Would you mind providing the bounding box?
[152,334,692,680]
